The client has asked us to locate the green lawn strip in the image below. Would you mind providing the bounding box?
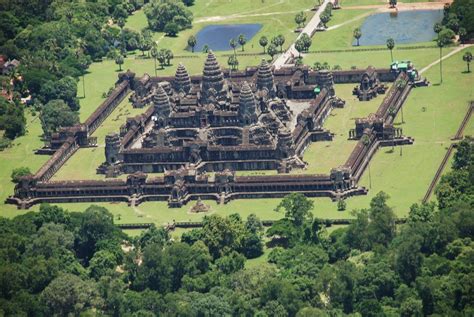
[301,83,387,174]
[303,46,455,71]
[52,96,145,181]
[0,112,49,217]
[178,0,316,19]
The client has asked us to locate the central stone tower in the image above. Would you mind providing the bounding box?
[201,50,226,103]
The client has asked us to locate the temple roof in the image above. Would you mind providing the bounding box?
[174,63,191,93]
[257,59,274,90]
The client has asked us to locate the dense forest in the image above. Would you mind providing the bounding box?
[0,0,195,149]
[0,138,472,315]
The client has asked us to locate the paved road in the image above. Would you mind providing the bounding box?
[273,0,335,69]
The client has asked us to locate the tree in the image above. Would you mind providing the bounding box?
[271,34,286,53]
[227,55,239,70]
[0,97,25,139]
[202,44,209,53]
[386,38,395,62]
[275,193,314,227]
[117,18,125,30]
[238,34,247,52]
[157,49,167,69]
[229,38,237,54]
[187,35,197,53]
[337,199,346,211]
[433,22,442,39]
[353,28,362,46]
[389,0,397,8]
[300,33,312,52]
[295,39,305,57]
[42,274,99,316]
[150,45,158,76]
[437,38,445,83]
[11,167,32,184]
[320,13,330,28]
[40,100,79,136]
[89,250,118,280]
[164,49,174,66]
[115,54,124,71]
[295,12,307,28]
[259,36,268,53]
[452,138,472,170]
[462,51,472,73]
[164,22,179,37]
[144,0,193,32]
[268,44,278,60]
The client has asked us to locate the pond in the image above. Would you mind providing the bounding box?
[191,24,263,52]
[353,10,443,46]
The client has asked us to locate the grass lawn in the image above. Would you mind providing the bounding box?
[301,83,388,174]
[303,46,455,71]
[0,112,49,217]
[46,47,472,223]
[52,96,146,181]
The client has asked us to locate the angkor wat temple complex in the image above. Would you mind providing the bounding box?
[7,52,418,209]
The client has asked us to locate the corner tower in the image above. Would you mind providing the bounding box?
[256,59,275,94]
[174,63,191,94]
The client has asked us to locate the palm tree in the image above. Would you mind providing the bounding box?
[462,51,472,73]
[433,23,442,40]
[437,38,445,83]
[150,45,158,76]
[187,35,197,53]
[229,38,237,54]
[238,34,247,52]
[386,38,395,62]
[115,55,124,71]
[353,28,362,46]
[259,36,268,53]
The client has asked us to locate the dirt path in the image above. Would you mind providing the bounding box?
[326,11,373,31]
[419,44,473,74]
[343,0,452,11]
[195,9,311,23]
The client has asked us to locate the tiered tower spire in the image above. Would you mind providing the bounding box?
[256,59,274,92]
[153,84,171,127]
[239,81,258,125]
[201,50,225,100]
[174,63,191,94]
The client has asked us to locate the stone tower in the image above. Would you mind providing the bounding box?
[105,133,121,165]
[153,84,171,128]
[256,59,274,93]
[201,50,225,102]
[174,63,191,94]
[277,126,295,158]
[315,70,335,96]
[239,81,258,125]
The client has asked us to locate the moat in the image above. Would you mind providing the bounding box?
[191,24,262,51]
[353,9,443,46]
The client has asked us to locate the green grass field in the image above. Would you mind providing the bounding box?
[302,83,388,174]
[52,96,146,181]
[0,1,471,229]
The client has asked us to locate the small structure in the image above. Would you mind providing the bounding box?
[352,66,387,101]
[190,198,210,213]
